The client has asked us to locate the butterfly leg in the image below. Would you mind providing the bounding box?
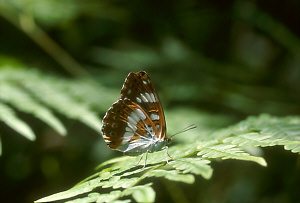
[142,150,149,169]
[165,146,173,164]
[135,153,145,166]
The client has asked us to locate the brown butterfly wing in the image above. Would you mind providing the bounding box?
[102,98,160,154]
[120,71,166,140]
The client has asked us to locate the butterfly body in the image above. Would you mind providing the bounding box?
[102,71,172,161]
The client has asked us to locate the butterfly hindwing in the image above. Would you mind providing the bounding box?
[102,98,160,154]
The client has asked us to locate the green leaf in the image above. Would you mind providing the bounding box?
[65,192,101,203]
[0,83,66,135]
[0,68,102,133]
[0,102,35,141]
[261,124,300,141]
[223,114,300,153]
[131,185,156,203]
[284,143,300,153]
[60,79,119,111]
[147,169,195,184]
[93,190,122,203]
[223,132,300,152]
[36,114,300,202]
[35,179,100,202]
[170,158,213,179]
[101,176,121,188]
[197,143,267,166]
[22,77,101,132]
[223,132,276,147]
[112,177,139,189]
[36,173,124,202]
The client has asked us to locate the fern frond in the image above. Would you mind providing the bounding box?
[123,184,155,203]
[197,143,267,166]
[59,79,119,111]
[35,107,300,202]
[0,83,66,135]
[35,177,102,202]
[147,169,195,184]
[0,102,35,141]
[284,143,300,153]
[93,191,123,203]
[65,192,101,203]
[20,73,101,132]
[230,115,300,153]
[0,67,108,143]
[170,158,212,179]
[223,132,275,147]
[66,184,155,203]
[223,132,300,150]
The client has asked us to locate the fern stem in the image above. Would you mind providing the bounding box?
[0,3,90,77]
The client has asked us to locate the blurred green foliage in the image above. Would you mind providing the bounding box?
[0,0,299,202]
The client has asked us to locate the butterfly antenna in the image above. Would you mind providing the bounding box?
[170,124,197,138]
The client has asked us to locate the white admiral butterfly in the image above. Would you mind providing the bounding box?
[102,71,195,168]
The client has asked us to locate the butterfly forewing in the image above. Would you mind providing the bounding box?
[102,98,160,155]
[120,71,166,140]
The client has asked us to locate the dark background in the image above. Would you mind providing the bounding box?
[0,0,299,202]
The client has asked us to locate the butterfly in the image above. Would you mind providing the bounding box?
[101,71,196,168]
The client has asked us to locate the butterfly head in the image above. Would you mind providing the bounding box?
[165,136,173,145]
